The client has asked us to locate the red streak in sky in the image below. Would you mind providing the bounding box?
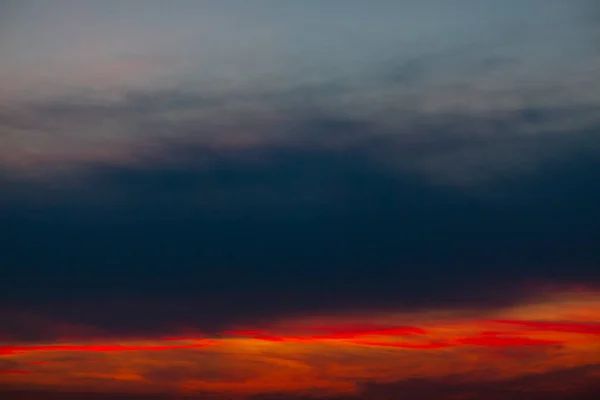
[0,341,214,355]
[252,335,290,342]
[225,325,426,341]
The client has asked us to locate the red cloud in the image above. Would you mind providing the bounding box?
[224,324,426,342]
[0,340,214,355]
[455,335,563,347]
[0,370,31,375]
[353,340,453,349]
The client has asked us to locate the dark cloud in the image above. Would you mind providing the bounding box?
[384,48,518,87]
[1,124,599,338]
[351,364,600,400]
[1,364,599,400]
[3,77,599,186]
[0,7,599,338]
[0,359,22,371]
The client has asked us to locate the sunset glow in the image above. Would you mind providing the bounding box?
[2,288,599,397]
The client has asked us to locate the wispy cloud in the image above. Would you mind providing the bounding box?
[0,287,599,398]
[1,1,599,187]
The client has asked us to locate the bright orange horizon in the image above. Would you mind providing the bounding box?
[1,287,599,398]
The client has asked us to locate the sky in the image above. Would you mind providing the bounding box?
[1,1,600,399]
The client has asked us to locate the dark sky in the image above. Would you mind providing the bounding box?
[1,1,600,399]
[2,139,600,336]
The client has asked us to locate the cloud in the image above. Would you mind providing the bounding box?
[1,142,600,337]
[492,320,600,335]
[2,0,600,187]
[353,364,600,400]
[0,341,214,356]
[0,370,30,375]
[1,78,599,193]
[0,359,24,374]
[453,335,562,347]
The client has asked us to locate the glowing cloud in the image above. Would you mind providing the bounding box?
[1,288,599,398]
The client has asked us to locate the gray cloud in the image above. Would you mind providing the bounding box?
[1,84,598,195]
[1,0,599,187]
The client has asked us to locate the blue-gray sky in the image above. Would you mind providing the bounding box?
[1,0,599,184]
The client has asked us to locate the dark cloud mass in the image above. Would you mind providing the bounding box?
[2,365,600,400]
[1,137,599,336]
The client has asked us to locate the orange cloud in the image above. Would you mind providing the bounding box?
[1,287,599,398]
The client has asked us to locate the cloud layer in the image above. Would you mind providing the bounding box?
[1,288,600,399]
[1,0,599,187]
